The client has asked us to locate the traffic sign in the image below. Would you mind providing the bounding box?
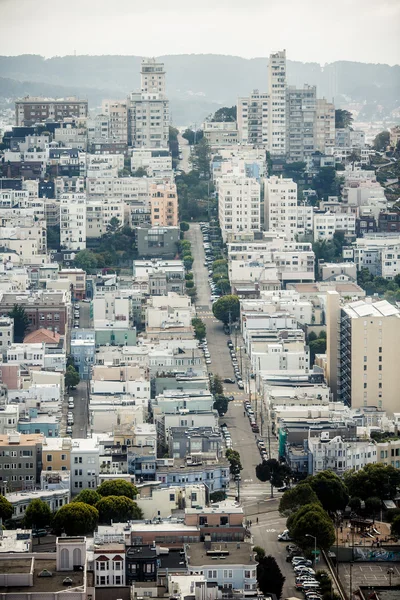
[311,550,320,555]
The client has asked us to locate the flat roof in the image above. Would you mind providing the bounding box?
[343,298,400,319]
[0,558,85,593]
[187,542,256,566]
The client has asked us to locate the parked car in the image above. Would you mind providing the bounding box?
[224,378,235,384]
[237,381,244,390]
[32,529,48,537]
[278,529,292,541]
[66,426,73,435]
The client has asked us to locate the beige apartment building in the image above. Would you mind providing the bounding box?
[149,183,178,227]
[315,98,335,153]
[327,293,400,415]
[41,437,72,471]
[102,100,128,143]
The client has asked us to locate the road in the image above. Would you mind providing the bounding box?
[188,223,297,597]
[178,134,191,173]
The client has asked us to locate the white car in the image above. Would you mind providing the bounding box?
[205,359,211,365]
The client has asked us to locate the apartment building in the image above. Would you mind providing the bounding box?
[0,290,69,335]
[86,198,125,238]
[15,96,88,126]
[313,211,356,241]
[327,294,400,415]
[130,148,173,177]
[149,182,178,227]
[0,316,14,356]
[264,176,313,239]
[0,432,43,492]
[86,176,150,202]
[286,85,316,162]
[307,432,377,475]
[218,177,261,241]
[60,193,86,251]
[203,122,238,147]
[268,49,287,155]
[136,225,180,259]
[376,438,400,469]
[314,98,335,153]
[128,59,169,148]
[102,99,128,143]
[70,438,100,492]
[237,90,269,147]
[350,234,400,279]
[58,268,86,300]
[86,153,124,177]
[54,122,87,150]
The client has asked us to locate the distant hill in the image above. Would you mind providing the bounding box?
[0,54,399,125]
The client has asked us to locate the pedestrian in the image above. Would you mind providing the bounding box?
[250,520,252,527]
[256,517,259,524]
[340,526,343,533]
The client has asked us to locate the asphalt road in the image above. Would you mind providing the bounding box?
[186,223,211,309]
[178,134,191,173]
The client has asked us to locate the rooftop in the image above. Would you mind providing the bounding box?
[186,542,256,566]
[0,557,85,593]
[343,299,400,319]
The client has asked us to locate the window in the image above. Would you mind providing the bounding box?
[47,455,52,462]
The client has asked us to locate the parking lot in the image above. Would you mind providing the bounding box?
[339,562,400,590]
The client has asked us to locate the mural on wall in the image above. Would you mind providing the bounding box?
[353,547,400,562]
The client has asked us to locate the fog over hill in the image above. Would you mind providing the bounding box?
[0,54,399,124]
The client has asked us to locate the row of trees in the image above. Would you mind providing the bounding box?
[192,317,206,341]
[255,459,292,498]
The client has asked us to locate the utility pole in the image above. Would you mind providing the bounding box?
[228,310,232,337]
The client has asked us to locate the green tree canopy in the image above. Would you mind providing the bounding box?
[335,109,353,129]
[211,106,237,122]
[226,449,242,474]
[96,495,143,524]
[24,498,52,529]
[182,129,204,145]
[257,554,285,599]
[309,337,327,365]
[8,304,29,342]
[288,503,335,551]
[0,495,13,521]
[210,374,223,395]
[312,166,340,200]
[348,497,362,512]
[307,471,349,512]
[212,295,240,325]
[97,479,138,499]
[53,502,99,536]
[65,365,80,390]
[373,130,390,151]
[365,496,382,518]
[213,394,228,416]
[72,489,101,506]
[189,138,211,178]
[343,463,400,501]
[180,221,190,232]
[131,167,148,177]
[107,217,121,234]
[253,546,266,561]
[391,515,400,537]
[74,249,98,272]
[279,483,321,516]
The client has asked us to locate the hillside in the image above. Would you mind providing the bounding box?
[0,54,399,125]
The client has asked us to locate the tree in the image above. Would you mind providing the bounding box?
[107,217,121,234]
[96,495,143,524]
[226,449,242,475]
[308,471,349,512]
[211,106,237,122]
[131,167,148,177]
[47,225,60,250]
[256,462,271,482]
[72,489,101,506]
[373,130,390,152]
[183,255,194,270]
[192,317,206,341]
[343,463,400,501]
[312,167,339,200]
[182,128,204,145]
[365,496,382,520]
[256,459,291,496]
[279,483,321,517]
[65,365,80,390]
[309,337,327,365]
[189,138,211,177]
[391,515,400,537]
[210,374,223,395]
[289,503,336,551]
[24,499,52,534]
[257,555,285,599]
[335,109,353,129]
[0,495,13,522]
[74,249,98,272]
[348,497,362,512]
[210,491,226,503]
[53,502,99,536]
[212,295,240,325]
[213,394,228,416]
[8,304,29,342]
[253,546,266,561]
[180,221,190,232]
[97,479,138,499]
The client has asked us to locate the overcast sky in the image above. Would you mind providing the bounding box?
[0,0,399,65]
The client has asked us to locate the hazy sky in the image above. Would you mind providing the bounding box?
[0,0,399,65]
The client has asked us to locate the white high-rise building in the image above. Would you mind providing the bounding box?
[264,176,312,240]
[286,85,316,162]
[128,59,169,149]
[237,90,269,147]
[218,177,261,241]
[60,193,87,251]
[315,99,335,153]
[268,50,287,156]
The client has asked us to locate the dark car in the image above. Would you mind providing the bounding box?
[32,529,48,538]
[224,378,235,384]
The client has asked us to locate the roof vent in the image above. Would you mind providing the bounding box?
[38,569,53,578]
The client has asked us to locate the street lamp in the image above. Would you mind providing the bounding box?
[305,534,317,567]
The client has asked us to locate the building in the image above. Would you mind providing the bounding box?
[149,183,178,227]
[60,193,86,251]
[314,98,336,153]
[313,211,356,241]
[7,488,70,521]
[264,176,313,240]
[70,438,100,492]
[378,211,400,233]
[389,125,400,149]
[308,432,377,475]
[0,432,43,492]
[136,225,180,259]
[237,90,269,147]
[102,99,128,143]
[350,234,400,279]
[268,49,287,155]
[286,85,316,162]
[0,315,13,356]
[186,541,258,592]
[15,97,88,126]
[130,148,173,177]
[86,198,125,239]
[218,177,261,241]
[0,290,69,335]
[70,330,96,380]
[58,268,86,300]
[318,261,357,282]
[128,59,169,149]
[203,122,238,147]
[327,294,400,415]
